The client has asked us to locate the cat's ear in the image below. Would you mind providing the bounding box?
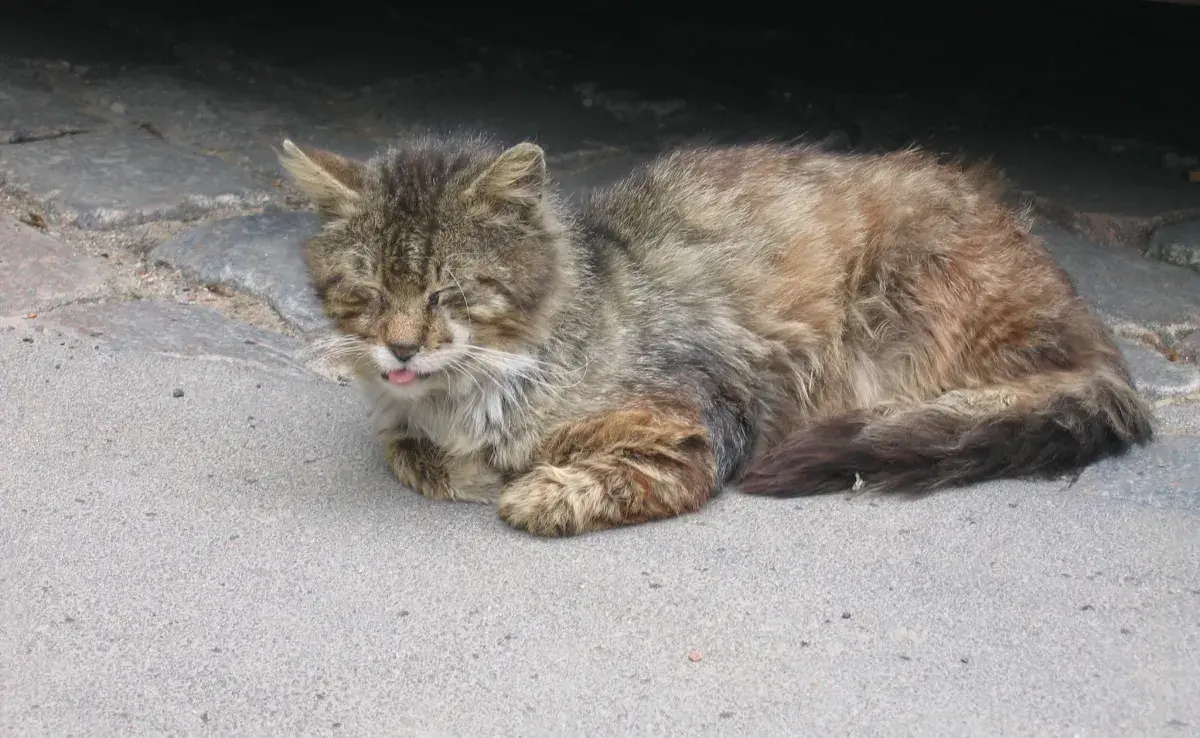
[469,142,546,208]
[278,139,364,218]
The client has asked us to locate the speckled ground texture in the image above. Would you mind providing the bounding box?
[1,5,1199,736]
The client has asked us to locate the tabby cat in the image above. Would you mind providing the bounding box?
[279,133,1153,537]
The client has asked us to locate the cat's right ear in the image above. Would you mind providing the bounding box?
[278,139,364,219]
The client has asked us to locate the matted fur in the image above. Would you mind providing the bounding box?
[280,133,1154,537]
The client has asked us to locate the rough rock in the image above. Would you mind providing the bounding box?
[1074,435,1200,511]
[1146,218,1200,273]
[0,128,273,229]
[1036,225,1200,340]
[1117,339,1200,402]
[0,213,108,316]
[151,211,327,333]
[37,299,312,379]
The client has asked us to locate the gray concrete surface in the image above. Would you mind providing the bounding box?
[2,325,1199,737]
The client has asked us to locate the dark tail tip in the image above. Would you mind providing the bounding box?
[741,391,1154,498]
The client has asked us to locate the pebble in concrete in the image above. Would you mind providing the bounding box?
[151,211,327,333]
[0,128,273,230]
[0,213,108,316]
[38,299,313,379]
[1146,218,1200,274]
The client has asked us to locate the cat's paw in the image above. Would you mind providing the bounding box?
[391,464,457,501]
[385,436,456,501]
[386,436,503,503]
[498,464,617,537]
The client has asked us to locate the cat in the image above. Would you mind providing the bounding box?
[278,133,1154,537]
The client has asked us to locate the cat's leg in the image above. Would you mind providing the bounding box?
[497,399,719,536]
[385,435,504,503]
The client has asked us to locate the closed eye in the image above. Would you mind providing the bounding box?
[428,278,513,313]
[432,287,466,309]
[329,287,385,319]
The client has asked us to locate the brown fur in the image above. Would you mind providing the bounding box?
[280,134,1154,537]
[500,397,717,536]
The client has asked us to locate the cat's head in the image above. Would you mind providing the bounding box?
[279,135,570,395]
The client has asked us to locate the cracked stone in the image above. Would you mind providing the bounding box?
[1074,435,1200,511]
[38,300,312,379]
[0,77,106,144]
[0,128,274,229]
[151,212,327,333]
[1036,225,1200,339]
[1146,219,1200,273]
[0,213,108,317]
[1118,339,1200,402]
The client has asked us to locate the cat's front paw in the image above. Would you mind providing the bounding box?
[385,436,457,501]
[386,436,504,503]
[498,464,619,537]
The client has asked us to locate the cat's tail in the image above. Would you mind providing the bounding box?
[739,368,1155,497]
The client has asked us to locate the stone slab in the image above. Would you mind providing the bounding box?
[36,299,312,379]
[0,129,273,230]
[1146,218,1200,273]
[1074,434,1200,511]
[1117,339,1200,401]
[935,130,1200,248]
[152,211,327,333]
[0,213,108,316]
[77,68,388,177]
[0,78,106,144]
[1036,225,1200,337]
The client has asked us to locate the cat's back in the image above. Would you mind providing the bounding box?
[581,140,1016,274]
[582,143,826,252]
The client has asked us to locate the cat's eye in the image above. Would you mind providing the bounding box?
[427,290,442,308]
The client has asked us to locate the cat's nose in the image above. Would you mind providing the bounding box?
[387,342,421,362]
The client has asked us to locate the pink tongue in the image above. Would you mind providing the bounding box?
[386,369,418,385]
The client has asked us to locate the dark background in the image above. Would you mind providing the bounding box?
[6,0,1198,152]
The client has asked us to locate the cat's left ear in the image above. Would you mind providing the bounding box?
[469,142,546,208]
[278,139,365,219]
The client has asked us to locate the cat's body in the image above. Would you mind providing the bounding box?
[281,134,1154,536]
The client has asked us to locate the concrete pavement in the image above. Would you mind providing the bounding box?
[2,325,1199,736]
